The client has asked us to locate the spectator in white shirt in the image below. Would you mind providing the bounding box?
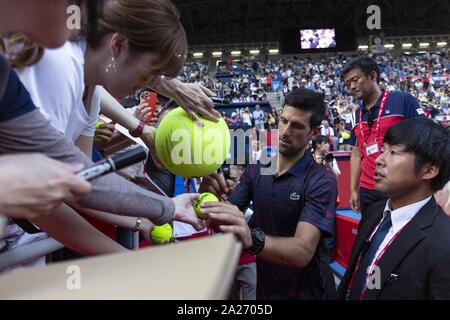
[241,109,253,130]
[252,105,265,130]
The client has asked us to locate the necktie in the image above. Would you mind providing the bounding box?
[349,211,392,299]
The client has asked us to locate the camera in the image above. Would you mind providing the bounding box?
[322,153,335,163]
[220,164,231,180]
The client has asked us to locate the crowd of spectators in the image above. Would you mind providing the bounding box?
[180,52,450,116]
[174,51,450,150]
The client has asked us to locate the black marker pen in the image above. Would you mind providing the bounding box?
[78,146,147,181]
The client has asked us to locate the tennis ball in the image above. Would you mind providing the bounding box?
[150,223,173,244]
[341,131,350,140]
[155,107,230,178]
[95,120,104,129]
[94,121,105,142]
[193,192,219,219]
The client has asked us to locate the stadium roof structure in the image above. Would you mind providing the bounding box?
[176,0,450,46]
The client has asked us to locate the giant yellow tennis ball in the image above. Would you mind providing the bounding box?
[150,223,173,244]
[193,192,219,219]
[155,107,231,177]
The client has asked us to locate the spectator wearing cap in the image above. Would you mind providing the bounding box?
[229,112,240,129]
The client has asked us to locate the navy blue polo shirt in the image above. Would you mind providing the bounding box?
[0,67,36,123]
[228,153,338,300]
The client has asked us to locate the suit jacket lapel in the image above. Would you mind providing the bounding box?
[349,209,383,271]
[337,203,384,298]
[362,221,425,300]
[362,198,438,300]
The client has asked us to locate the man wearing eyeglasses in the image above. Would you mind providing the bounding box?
[343,57,424,222]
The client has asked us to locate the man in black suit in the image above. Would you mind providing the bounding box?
[337,118,450,300]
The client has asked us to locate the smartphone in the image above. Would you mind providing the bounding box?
[144,92,158,123]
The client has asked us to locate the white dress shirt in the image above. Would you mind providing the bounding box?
[366,196,432,275]
[320,126,335,137]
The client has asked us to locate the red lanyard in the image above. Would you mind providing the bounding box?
[359,91,390,146]
[348,221,406,300]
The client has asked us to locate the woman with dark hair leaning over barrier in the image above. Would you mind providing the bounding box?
[0,1,224,257]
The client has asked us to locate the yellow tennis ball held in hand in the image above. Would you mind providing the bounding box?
[194,192,219,219]
[94,120,105,142]
[95,120,104,129]
[341,131,350,140]
[150,223,173,244]
[155,107,231,178]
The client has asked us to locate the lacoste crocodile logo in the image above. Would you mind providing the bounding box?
[290,192,300,201]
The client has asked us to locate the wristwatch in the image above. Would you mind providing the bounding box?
[246,228,266,255]
[129,121,146,138]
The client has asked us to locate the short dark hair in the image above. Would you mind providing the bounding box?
[342,56,381,83]
[284,88,325,130]
[383,118,450,192]
[312,135,330,151]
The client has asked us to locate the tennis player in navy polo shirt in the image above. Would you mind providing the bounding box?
[343,57,425,219]
[199,89,338,300]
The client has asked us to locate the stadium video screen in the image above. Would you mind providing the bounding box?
[300,29,336,49]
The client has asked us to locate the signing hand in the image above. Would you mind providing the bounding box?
[199,172,235,201]
[201,201,252,249]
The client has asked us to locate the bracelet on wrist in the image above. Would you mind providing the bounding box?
[129,121,146,137]
[131,218,142,233]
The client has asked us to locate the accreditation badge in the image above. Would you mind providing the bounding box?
[366,143,380,156]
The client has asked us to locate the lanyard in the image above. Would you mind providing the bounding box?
[328,129,334,145]
[347,221,406,300]
[359,91,390,146]
[358,225,406,300]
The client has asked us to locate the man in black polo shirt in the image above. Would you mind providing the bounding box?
[199,89,338,300]
[343,57,424,219]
